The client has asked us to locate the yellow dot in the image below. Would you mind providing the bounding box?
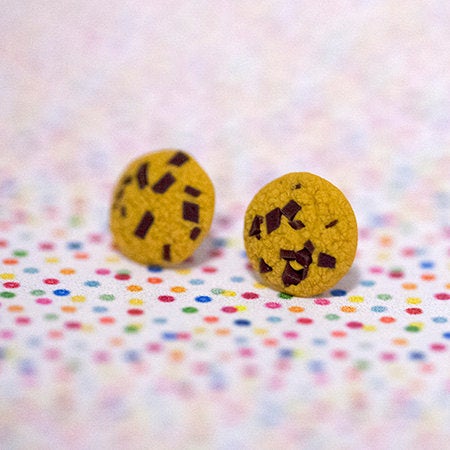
[254,328,268,335]
[106,255,120,263]
[341,306,357,313]
[129,298,144,305]
[410,321,424,329]
[71,295,86,303]
[45,257,59,263]
[0,273,15,280]
[288,306,305,313]
[348,295,364,303]
[236,305,247,311]
[406,297,422,304]
[176,268,191,275]
[293,349,305,358]
[377,252,391,261]
[222,290,236,297]
[127,285,143,292]
[194,327,206,334]
[60,268,76,275]
[171,286,186,293]
[253,282,267,289]
[363,325,376,332]
[82,324,95,333]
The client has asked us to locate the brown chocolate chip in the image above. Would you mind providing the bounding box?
[249,215,263,239]
[259,258,273,273]
[295,248,312,267]
[137,162,149,189]
[152,172,176,194]
[134,211,154,239]
[304,240,315,253]
[190,227,201,240]
[325,219,338,229]
[289,220,305,230]
[122,176,132,185]
[169,151,189,167]
[282,262,303,286]
[162,244,171,262]
[120,206,127,218]
[115,187,125,201]
[184,185,201,197]
[183,201,199,223]
[317,252,336,269]
[281,200,301,220]
[280,249,296,260]
[266,208,282,234]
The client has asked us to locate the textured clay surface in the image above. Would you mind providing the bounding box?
[244,172,358,297]
[110,149,215,265]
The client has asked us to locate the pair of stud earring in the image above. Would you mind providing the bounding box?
[110,149,358,297]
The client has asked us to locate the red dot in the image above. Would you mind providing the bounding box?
[265,302,281,309]
[44,278,59,285]
[202,266,217,273]
[204,316,219,323]
[332,349,348,359]
[430,343,446,352]
[3,282,20,289]
[221,306,237,313]
[296,317,313,325]
[115,273,131,280]
[16,316,31,325]
[0,240,8,248]
[39,242,55,251]
[314,298,330,305]
[65,321,81,330]
[389,270,404,279]
[99,316,115,324]
[158,295,175,303]
[434,293,450,300]
[177,332,191,340]
[127,309,144,315]
[380,316,396,323]
[406,308,422,315]
[346,321,363,329]
[242,292,259,299]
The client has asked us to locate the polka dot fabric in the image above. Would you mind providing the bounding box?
[1,1,450,448]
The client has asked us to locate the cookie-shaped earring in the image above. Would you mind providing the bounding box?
[110,149,215,266]
[244,173,357,297]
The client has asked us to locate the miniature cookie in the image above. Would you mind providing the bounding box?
[244,173,357,297]
[110,149,215,266]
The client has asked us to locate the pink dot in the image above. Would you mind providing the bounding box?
[369,266,383,274]
[239,348,255,358]
[65,321,81,330]
[3,282,20,289]
[346,321,363,329]
[265,302,281,309]
[332,349,348,359]
[434,293,450,300]
[177,332,191,340]
[44,278,59,285]
[242,292,259,299]
[89,233,103,243]
[127,309,144,315]
[430,343,446,352]
[146,342,162,352]
[39,242,55,251]
[283,331,299,339]
[96,268,111,275]
[406,308,422,315]
[158,295,175,303]
[44,348,61,360]
[93,351,110,363]
[381,352,397,362]
[296,317,313,325]
[0,329,14,339]
[221,306,237,313]
[315,298,330,306]
[401,247,415,257]
[16,317,31,325]
[36,297,52,305]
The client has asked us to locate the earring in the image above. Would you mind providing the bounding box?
[110,149,215,266]
[243,172,357,297]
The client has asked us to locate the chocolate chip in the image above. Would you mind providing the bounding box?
[123,176,132,185]
[282,262,303,286]
[280,249,296,260]
[295,248,312,267]
[318,252,336,269]
[163,244,171,262]
[249,215,263,239]
[293,183,301,189]
[281,200,301,220]
[259,258,273,273]
[184,185,201,197]
[304,240,315,253]
[266,208,281,234]
[183,201,199,223]
[120,206,127,217]
[152,172,175,194]
[190,227,201,240]
[169,151,189,167]
[289,220,305,230]
[137,162,149,189]
[134,211,154,239]
[115,187,125,201]
[325,219,338,229]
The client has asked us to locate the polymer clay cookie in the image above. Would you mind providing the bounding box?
[110,149,215,266]
[244,173,357,297]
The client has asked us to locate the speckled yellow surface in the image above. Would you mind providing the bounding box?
[244,173,358,297]
[110,149,215,265]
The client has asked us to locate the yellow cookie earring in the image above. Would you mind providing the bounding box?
[110,149,215,266]
[244,173,358,297]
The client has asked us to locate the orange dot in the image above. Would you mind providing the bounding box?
[127,285,142,292]
[380,235,393,247]
[446,283,450,289]
[8,305,23,312]
[3,258,18,265]
[147,277,163,284]
[171,286,186,293]
[421,273,435,281]
[61,305,77,313]
[380,316,396,323]
[110,337,123,347]
[74,252,89,259]
[331,330,347,338]
[204,316,219,323]
[60,268,76,275]
[216,328,230,336]
[392,338,408,346]
[170,349,184,362]
[100,316,116,324]
[48,330,63,339]
[341,306,356,313]
[402,282,417,290]
[288,306,305,313]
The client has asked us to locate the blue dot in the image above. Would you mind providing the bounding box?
[162,331,177,341]
[212,237,227,247]
[235,336,248,345]
[67,241,82,250]
[93,306,108,313]
[147,265,163,272]
[153,317,167,324]
[267,316,282,323]
[279,348,293,358]
[420,260,434,269]
[230,276,244,282]
[409,351,425,360]
[27,336,41,347]
[19,359,35,375]
[189,279,204,285]
[24,267,39,274]
[308,360,324,373]
[240,250,247,258]
[371,305,387,313]
[84,280,100,287]
[312,338,327,346]
[124,350,140,362]
[443,332,450,340]
[195,295,212,303]
[53,289,70,296]
[432,317,447,323]
[331,289,347,297]
[0,347,5,360]
[234,319,251,327]
[361,280,375,287]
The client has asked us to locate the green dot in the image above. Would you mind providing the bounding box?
[44,313,59,321]
[377,294,392,301]
[13,249,28,257]
[31,289,45,296]
[355,359,370,371]
[278,292,293,299]
[182,307,198,314]
[125,324,139,333]
[325,314,340,320]
[211,288,224,295]
[100,294,115,301]
[117,269,130,275]
[194,340,207,349]
[405,325,420,332]
[70,215,83,227]
[0,291,15,298]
